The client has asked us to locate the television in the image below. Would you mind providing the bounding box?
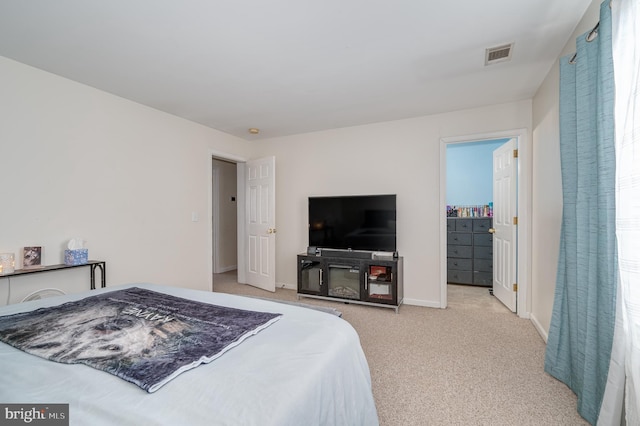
[308,194,397,252]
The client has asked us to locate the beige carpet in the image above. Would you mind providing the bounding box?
[214,272,588,425]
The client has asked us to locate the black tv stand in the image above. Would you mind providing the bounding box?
[297,249,403,313]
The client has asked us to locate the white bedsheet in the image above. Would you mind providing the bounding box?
[0,283,379,426]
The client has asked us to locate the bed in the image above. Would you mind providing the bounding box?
[0,283,378,425]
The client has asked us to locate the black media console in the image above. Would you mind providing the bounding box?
[297,249,403,313]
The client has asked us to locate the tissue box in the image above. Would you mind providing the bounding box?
[64,249,88,266]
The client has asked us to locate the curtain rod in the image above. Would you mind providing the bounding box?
[568,0,612,64]
[568,19,601,64]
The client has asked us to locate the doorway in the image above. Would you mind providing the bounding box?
[209,150,247,292]
[208,152,276,293]
[212,158,238,281]
[445,138,511,308]
[439,129,531,318]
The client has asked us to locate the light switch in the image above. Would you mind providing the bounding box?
[191,212,199,222]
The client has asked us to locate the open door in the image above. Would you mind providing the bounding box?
[245,156,276,292]
[492,139,517,312]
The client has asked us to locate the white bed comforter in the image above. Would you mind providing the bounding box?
[0,283,379,426]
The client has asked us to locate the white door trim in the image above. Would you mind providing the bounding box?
[439,128,531,318]
[236,163,247,285]
[212,165,220,274]
[208,150,248,292]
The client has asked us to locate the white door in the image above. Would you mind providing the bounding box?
[492,139,517,312]
[245,156,276,292]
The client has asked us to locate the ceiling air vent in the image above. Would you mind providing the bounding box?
[485,43,513,65]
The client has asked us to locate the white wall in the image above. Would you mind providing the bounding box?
[0,54,530,308]
[0,0,599,315]
[530,0,602,339]
[251,100,532,306]
[0,56,252,304]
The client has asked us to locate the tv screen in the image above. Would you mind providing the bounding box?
[308,194,396,252]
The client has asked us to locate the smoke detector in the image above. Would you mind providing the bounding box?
[485,43,514,65]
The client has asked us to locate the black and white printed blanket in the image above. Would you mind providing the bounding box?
[0,287,281,392]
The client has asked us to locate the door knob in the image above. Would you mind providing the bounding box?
[488,228,496,234]
[267,228,277,234]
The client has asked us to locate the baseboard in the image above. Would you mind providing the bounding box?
[529,313,548,343]
[402,298,442,308]
[278,282,296,290]
[276,287,438,307]
[216,265,237,274]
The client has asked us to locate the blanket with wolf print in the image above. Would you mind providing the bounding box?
[0,287,282,392]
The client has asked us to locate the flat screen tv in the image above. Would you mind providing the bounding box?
[308,194,397,252]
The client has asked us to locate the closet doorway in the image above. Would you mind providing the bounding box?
[211,157,238,286]
[209,152,276,293]
[439,129,531,318]
[446,139,511,307]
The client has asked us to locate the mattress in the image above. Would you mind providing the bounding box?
[0,283,378,426]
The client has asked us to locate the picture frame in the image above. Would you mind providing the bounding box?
[23,246,42,268]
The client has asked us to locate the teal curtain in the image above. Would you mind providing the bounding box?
[544,2,617,425]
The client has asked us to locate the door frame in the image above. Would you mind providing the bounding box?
[212,165,220,274]
[208,149,248,291]
[439,128,531,318]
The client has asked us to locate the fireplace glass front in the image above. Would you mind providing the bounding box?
[327,263,360,300]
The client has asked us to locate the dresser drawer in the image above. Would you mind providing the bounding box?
[447,220,455,232]
[447,245,472,258]
[473,272,493,286]
[447,232,472,246]
[473,219,492,232]
[455,219,473,232]
[447,258,472,271]
[474,259,493,272]
[474,234,493,247]
[474,246,493,259]
[448,270,473,284]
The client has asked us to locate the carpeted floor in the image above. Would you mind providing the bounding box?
[213,271,588,425]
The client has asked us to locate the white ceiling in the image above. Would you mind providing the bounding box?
[0,0,591,140]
